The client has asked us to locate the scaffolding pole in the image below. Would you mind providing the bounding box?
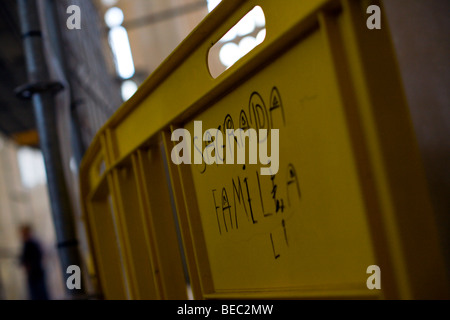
[16,0,85,299]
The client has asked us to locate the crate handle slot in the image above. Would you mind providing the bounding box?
[207,5,266,78]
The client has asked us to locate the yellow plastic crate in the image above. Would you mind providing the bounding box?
[79,0,448,299]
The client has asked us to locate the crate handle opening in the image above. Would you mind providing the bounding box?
[207,6,266,79]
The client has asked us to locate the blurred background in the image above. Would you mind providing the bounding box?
[0,0,270,300]
[0,0,448,299]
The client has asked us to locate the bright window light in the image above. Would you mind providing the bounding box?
[105,7,135,79]
[213,4,265,42]
[238,36,257,56]
[105,7,124,28]
[256,28,266,45]
[101,0,118,7]
[207,0,221,12]
[215,6,266,69]
[17,147,47,189]
[207,4,266,76]
[219,42,240,68]
[121,80,138,101]
[235,12,256,37]
[109,26,135,79]
[220,26,238,43]
[252,6,266,28]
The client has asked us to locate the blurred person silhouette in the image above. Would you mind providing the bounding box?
[20,224,49,300]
